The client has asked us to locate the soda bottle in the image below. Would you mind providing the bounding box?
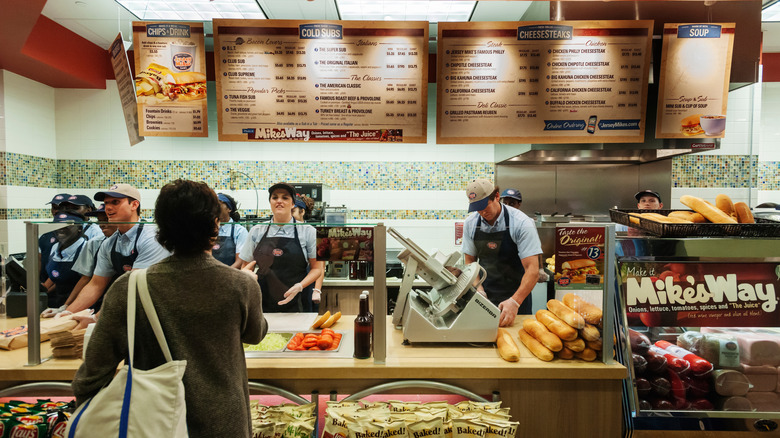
[354,294,372,359]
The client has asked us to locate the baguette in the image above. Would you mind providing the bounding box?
[311,311,331,329]
[558,346,575,360]
[680,195,737,224]
[563,337,586,352]
[628,213,641,225]
[319,311,341,328]
[535,309,578,341]
[640,213,692,224]
[667,211,694,221]
[562,293,603,325]
[734,202,754,224]
[579,323,601,342]
[495,328,520,362]
[689,212,707,223]
[547,299,585,329]
[587,338,603,351]
[523,319,563,352]
[517,328,554,362]
[576,347,598,361]
[715,194,737,219]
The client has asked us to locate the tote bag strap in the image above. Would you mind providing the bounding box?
[127,269,174,364]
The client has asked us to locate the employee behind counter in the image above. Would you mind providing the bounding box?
[461,179,543,327]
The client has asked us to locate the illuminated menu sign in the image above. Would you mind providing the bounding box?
[656,23,735,139]
[213,20,428,143]
[132,21,208,137]
[437,21,653,144]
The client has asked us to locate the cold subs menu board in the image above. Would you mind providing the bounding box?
[437,21,653,144]
[214,20,428,143]
[656,23,735,139]
[132,22,208,137]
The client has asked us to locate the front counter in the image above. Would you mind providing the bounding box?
[0,313,626,437]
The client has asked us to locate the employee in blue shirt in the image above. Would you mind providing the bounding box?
[213,193,249,268]
[42,212,88,310]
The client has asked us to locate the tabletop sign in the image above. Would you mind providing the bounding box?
[655,23,735,139]
[316,227,374,262]
[213,20,428,143]
[437,21,653,144]
[109,33,144,146]
[554,226,605,290]
[132,21,208,137]
[621,261,780,327]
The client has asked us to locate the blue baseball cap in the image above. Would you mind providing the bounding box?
[64,194,96,209]
[500,189,522,202]
[85,204,106,217]
[46,193,71,205]
[294,198,306,209]
[53,212,85,223]
[217,193,235,211]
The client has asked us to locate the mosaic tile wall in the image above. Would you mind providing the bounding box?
[671,155,761,188]
[0,152,58,188]
[758,161,780,190]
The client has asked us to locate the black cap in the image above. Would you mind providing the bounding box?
[46,193,71,205]
[85,204,106,217]
[268,182,296,199]
[635,190,661,202]
[63,194,96,209]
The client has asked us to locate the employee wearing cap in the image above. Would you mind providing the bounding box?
[39,193,71,283]
[462,178,542,327]
[292,195,322,311]
[500,188,523,210]
[41,212,89,311]
[213,193,249,268]
[59,194,103,240]
[635,190,663,210]
[60,184,170,314]
[239,182,323,313]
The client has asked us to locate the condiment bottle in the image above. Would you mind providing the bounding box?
[354,294,372,359]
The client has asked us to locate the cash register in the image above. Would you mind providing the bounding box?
[388,228,499,343]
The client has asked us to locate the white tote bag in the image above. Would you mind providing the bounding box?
[66,269,188,438]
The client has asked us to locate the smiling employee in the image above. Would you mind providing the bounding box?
[213,193,249,268]
[240,182,323,313]
[462,178,542,327]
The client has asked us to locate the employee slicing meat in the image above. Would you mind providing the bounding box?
[58,184,170,315]
[462,179,543,327]
[240,183,323,312]
[213,193,249,268]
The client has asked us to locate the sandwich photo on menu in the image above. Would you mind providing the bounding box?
[680,114,704,136]
[559,259,600,283]
[135,63,206,103]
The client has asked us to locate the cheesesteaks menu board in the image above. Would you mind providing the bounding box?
[213,20,427,143]
[656,23,735,139]
[437,21,653,144]
[132,22,208,137]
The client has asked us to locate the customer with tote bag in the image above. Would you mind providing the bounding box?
[70,179,267,437]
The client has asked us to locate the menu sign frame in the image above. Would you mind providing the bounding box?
[655,23,735,139]
[437,20,653,144]
[213,19,428,143]
[109,33,144,146]
[132,21,208,137]
[316,227,374,262]
[554,226,606,290]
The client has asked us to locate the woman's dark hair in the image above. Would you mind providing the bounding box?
[300,195,314,221]
[155,179,220,256]
[220,193,241,222]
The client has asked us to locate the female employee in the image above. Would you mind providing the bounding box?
[213,193,249,268]
[292,195,323,311]
[240,183,323,312]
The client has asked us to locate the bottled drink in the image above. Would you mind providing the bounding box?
[354,294,372,359]
[362,291,374,352]
[349,261,357,280]
[357,261,367,280]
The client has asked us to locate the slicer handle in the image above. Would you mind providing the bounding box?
[475,265,487,288]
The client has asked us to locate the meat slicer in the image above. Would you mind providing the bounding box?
[388,228,499,343]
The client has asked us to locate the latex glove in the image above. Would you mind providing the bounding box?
[240,261,258,281]
[476,287,487,298]
[41,305,67,318]
[278,282,303,305]
[312,288,322,303]
[497,297,521,327]
[538,268,550,283]
[72,314,97,330]
[54,310,73,319]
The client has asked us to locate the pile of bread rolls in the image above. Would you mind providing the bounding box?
[496,293,604,362]
[629,194,754,225]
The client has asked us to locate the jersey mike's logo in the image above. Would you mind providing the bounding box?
[213,244,221,250]
[468,192,477,199]
[487,242,498,250]
[52,270,60,278]
[123,264,132,272]
[273,248,284,256]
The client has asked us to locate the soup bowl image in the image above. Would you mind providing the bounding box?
[699,115,726,136]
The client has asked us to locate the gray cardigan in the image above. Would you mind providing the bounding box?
[72,252,267,438]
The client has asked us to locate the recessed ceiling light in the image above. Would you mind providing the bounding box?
[337,0,475,22]
[115,0,266,21]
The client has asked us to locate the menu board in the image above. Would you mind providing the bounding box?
[316,227,374,262]
[213,20,427,143]
[437,21,653,144]
[132,22,208,137]
[109,33,144,146]
[655,23,735,139]
[554,226,605,290]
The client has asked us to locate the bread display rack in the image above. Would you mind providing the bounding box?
[610,209,780,238]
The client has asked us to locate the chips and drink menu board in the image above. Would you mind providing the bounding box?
[655,23,735,139]
[109,33,144,146]
[132,21,208,137]
[437,21,653,144]
[213,20,428,143]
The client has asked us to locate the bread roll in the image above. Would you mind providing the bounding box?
[668,211,694,221]
[535,309,578,341]
[587,338,603,351]
[579,323,601,342]
[558,347,575,360]
[495,328,520,362]
[640,213,692,224]
[547,299,585,329]
[680,195,737,224]
[689,213,707,223]
[716,194,736,219]
[734,202,754,224]
[517,329,554,362]
[562,293,603,325]
[523,319,563,352]
[563,337,586,352]
[576,347,598,361]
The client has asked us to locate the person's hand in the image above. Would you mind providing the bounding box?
[312,288,321,303]
[41,305,67,318]
[278,282,303,305]
[240,261,257,281]
[538,268,550,283]
[497,297,521,327]
[71,314,97,330]
[54,310,73,319]
[476,286,487,298]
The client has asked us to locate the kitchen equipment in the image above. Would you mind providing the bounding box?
[388,227,499,343]
[291,183,331,222]
[324,205,349,224]
[534,212,571,226]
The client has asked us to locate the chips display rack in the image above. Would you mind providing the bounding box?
[609,209,780,238]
